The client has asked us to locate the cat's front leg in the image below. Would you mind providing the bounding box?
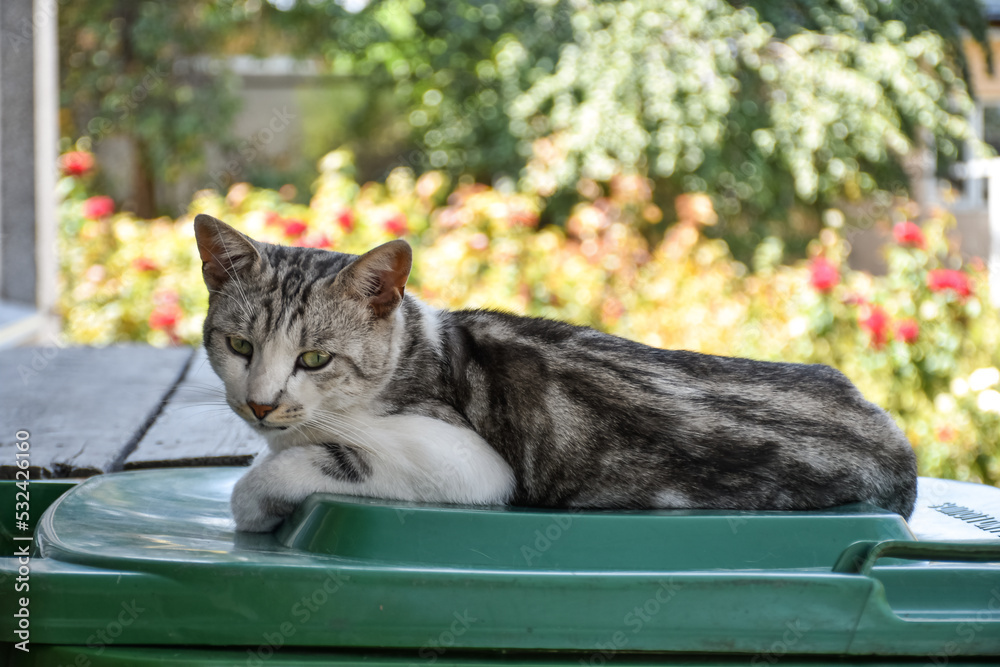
[230,443,360,532]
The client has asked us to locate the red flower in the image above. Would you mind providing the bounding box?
[336,209,354,233]
[892,221,925,249]
[860,305,891,349]
[60,151,95,176]
[82,196,115,219]
[264,212,283,227]
[132,257,159,272]
[896,318,919,344]
[383,213,408,237]
[927,269,972,298]
[809,257,839,292]
[149,305,181,330]
[283,219,308,237]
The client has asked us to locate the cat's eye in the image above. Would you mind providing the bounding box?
[227,336,253,358]
[298,350,332,370]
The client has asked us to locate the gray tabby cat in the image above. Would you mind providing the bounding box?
[194,214,917,532]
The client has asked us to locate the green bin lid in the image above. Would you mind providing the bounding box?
[3,468,999,659]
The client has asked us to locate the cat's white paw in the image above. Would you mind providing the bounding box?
[230,461,299,532]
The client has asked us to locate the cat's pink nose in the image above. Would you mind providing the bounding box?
[247,401,277,420]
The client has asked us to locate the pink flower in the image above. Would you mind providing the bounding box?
[601,297,624,323]
[892,221,925,249]
[60,151,95,176]
[283,219,308,237]
[336,209,354,233]
[149,291,183,343]
[509,209,539,228]
[809,257,839,292]
[149,291,182,331]
[860,305,891,349]
[82,196,115,220]
[297,234,332,249]
[674,192,716,225]
[383,213,409,237]
[927,269,972,298]
[936,426,957,443]
[132,257,159,272]
[896,318,919,344]
[468,233,489,251]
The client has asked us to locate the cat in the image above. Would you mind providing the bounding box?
[194,214,918,532]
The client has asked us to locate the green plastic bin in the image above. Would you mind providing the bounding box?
[2,468,999,665]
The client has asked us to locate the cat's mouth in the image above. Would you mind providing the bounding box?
[251,421,289,432]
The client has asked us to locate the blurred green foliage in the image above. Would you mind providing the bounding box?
[59,1,256,215]
[341,0,990,255]
[60,0,990,253]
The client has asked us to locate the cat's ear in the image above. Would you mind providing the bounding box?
[193,214,262,292]
[336,240,412,319]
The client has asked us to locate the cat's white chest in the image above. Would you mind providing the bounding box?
[273,410,516,505]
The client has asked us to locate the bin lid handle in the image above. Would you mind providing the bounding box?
[832,540,1000,575]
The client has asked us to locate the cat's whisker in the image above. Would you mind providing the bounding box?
[171,391,231,405]
[172,395,231,405]
[174,382,229,396]
[214,235,257,322]
[170,405,239,417]
[305,411,389,462]
[207,260,254,323]
[205,294,253,330]
[303,427,387,464]
[171,401,232,409]
[200,231,255,323]
[206,288,252,316]
[173,381,226,391]
[305,413,384,455]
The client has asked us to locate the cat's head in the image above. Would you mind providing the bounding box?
[193,214,412,442]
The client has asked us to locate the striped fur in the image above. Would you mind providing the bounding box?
[194,215,918,532]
